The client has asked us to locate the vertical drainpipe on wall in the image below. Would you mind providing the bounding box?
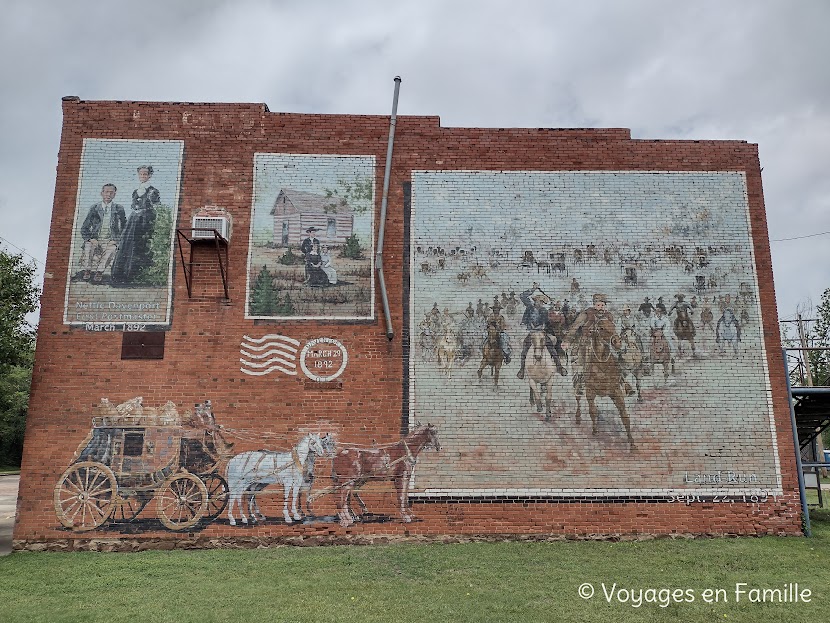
[783,348,811,536]
[376,76,402,341]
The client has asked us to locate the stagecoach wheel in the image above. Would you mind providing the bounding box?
[202,473,229,519]
[54,461,117,531]
[111,493,150,522]
[155,473,208,531]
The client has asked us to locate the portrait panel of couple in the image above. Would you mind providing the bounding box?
[63,139,184,327]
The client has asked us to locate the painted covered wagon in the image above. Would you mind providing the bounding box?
[54,398,232,532]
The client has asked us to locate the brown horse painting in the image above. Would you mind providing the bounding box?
[331,424,440,527]
[650,328,675,384]
[477,324,506,386]
[571,320,634,448]
[673,308,697,357]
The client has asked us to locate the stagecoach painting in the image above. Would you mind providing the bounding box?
[55,397,442,532]
[54,398,233,532]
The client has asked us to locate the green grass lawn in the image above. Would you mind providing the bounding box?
[2,512,829,623]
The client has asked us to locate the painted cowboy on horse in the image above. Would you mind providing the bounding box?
[516,283,567,380]
[477,297,512,385]
[563,293,636,447]
[564,293,634,397]
[668,293,697,357]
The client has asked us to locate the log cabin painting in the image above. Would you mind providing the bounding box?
[246,154,376,321]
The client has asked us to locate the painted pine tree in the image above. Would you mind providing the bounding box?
[250,265,277,315]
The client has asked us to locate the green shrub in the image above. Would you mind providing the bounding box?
[340,234,364,260]
[134,205,173,286]
[279,247,302,265]
[249,266,277,315]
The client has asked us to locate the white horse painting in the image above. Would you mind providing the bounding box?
[524,331,559,421]
[436,329,458,377]
[716,309,741,356]
[226,433,324,526]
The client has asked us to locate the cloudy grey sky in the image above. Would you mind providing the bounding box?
[1,0,827,324]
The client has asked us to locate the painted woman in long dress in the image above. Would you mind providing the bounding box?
[306,242,329,287]
[112,165,161,285]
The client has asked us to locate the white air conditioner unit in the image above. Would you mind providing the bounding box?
[192,216,230,241]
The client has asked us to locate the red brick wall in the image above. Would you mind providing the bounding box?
[13,99,801,548]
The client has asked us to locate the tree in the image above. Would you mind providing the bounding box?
[275,292,295,316]
[810,289,830,450]
[249,265,277,315]
[322,176,373,214]
[134,204,174,286]
[784,290,830,387]
[340,234,365,260]
[0,346,32,466]
[279,246,302,265]
[810,288,830,385]
[0,250,39,366]
[784,288,830,451]
[0,250,39,466]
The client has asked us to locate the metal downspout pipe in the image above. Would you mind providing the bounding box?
[783,349,811,536]
[376,76,401,340]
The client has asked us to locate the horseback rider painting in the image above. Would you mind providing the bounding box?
[477,298,512,385]
[516,283,567,379]
[563,293,636,446]
[563,293,634,399]
[486,297,512,364]
[638,296,655,318]
[668,293,696,357]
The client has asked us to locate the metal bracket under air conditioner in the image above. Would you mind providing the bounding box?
[176,228,230,300]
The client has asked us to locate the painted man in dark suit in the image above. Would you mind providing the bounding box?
[78,183,126,283]
[301,227,321,283]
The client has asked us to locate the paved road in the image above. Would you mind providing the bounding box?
[0,475,19,556]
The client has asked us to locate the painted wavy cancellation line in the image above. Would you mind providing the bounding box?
[242,334,300,346]
[239,356,297,370]
[238,341,298,354]
[239,364,298,376]
[240,347,298,360]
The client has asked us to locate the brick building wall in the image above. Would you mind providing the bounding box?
[13,98,800,550]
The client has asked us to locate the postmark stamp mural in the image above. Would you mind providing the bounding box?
[238,334,349,382]
[408,171,781,499]
[63,139,184,329]
[245,154,376,320]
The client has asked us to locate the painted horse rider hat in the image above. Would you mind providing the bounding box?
[592,293,608,304]
[305,227,321,233]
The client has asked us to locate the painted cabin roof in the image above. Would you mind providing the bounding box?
[270,188,354,216]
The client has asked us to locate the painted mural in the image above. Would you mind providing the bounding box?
[245,154,376,320]
[64,139,184,329]
[53,397,439,532]
[408,171,781,498]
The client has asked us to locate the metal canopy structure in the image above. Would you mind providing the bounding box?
[791,387,830,451]
[783,348,830,537]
